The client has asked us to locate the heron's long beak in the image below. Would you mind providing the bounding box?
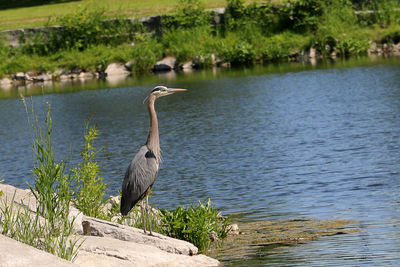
[167,88,187,93]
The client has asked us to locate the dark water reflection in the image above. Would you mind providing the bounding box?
[1,57,400,265]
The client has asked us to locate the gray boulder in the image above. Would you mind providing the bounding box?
[33,73,53,82]
[0,77,13,86]
[153,57,176,72]
[105,63,130,76]
[82,215,198,255]
[75,236,221,267]
[0,234,76,266]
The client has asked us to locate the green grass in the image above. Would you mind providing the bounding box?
[0,0,273,31]
[0,97,82,261]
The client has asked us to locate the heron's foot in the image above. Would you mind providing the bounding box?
[147,231,154,236]
[143,229,147,234]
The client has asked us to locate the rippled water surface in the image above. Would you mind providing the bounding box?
[1,58,400,266]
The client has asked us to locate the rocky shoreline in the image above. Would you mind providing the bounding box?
[1,40,400,91]
[0,183,222,266]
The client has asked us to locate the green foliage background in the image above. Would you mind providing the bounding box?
[1,0,400,77]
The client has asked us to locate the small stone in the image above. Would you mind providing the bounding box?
[211,53,216,65]
[59,74,70,81]
[227,224,240,236]
[209,231,219,242]
[181,61,193,72]
[219,62,231,68]
[78,72,94,80]
[34,73,52,82]
[69,73,79,80]
[125,60,135,71]
[0,77,13,85]
[308,47,316,58]
[15,72,25,80]
[153,57,176,72]
[105,63,130,76]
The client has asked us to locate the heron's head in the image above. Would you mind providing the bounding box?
[150,86,187,98]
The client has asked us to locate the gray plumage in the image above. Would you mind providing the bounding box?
[120,145,159,215]
[120,86,186,234]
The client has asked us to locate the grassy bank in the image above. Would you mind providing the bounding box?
[1,0,400,78]
[0,0,273,31]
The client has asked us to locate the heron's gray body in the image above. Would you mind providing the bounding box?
[119,86,186,234]
[120,145,159,215]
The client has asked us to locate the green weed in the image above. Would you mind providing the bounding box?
[72,122,108,219]
[160,199,230,252]
[17,96,81,260]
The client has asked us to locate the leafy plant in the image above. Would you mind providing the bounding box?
[220,40,256,66]
[72,122,107,219]
[160,199,230,252]
[284,0,324,32]
[164,0,210,29]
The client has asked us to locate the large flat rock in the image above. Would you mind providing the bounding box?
[82,216,198,255]
[0,234,76,267]
[75,236,220,267]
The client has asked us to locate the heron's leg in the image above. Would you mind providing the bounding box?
[145,189,153,235]
[141,202,147,233]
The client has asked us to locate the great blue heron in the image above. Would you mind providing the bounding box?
[120,85,187,235]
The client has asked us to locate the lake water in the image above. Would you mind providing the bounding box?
[1,57,400,266]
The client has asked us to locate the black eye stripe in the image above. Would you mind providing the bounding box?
[151,86,166,93]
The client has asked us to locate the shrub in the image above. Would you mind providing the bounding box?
[161,26,218,63]
[21,8,143,55]
[160,199,230,252]
[284,0,324,32]
[219,37,256,66]
[164,0,210,29]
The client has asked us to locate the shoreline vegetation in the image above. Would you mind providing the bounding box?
[0,97,230,264]
[2,0,400,89]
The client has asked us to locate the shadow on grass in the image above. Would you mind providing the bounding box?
[0,0,80,10]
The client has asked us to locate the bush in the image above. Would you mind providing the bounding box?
[160,199,230,252]
[164,0,210,29]
[161,26,218,63]
[224,0,284,35]
[284,0,324,32]
[220,38,256,66]
[21,8,144,55]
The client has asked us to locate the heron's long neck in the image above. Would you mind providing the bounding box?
[146,95,161,161]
